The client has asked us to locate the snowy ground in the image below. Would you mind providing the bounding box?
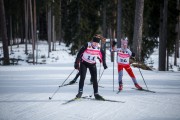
[0,62,180,120]
[0,42,180,120]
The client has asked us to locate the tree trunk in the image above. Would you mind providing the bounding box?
[159,0,168,71]
[29,0,35,64]
[25,0,29,55]
[178,0,180,58]
[102,1,107,38]
[10,16,13,53]
[0,0,10,65]
[102,1,107,56]
[48,5,52,58]
[117,0,122,48]
[52,8,55,51]
[174,0,180,65]
[132,0,144,61]
[167,51,169,71]
[59,0,62,45]
[33,0,38,64]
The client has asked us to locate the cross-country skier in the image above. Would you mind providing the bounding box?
[74,35,107,100]
[112,38,142,91]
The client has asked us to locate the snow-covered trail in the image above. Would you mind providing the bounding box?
[0,62,180,120]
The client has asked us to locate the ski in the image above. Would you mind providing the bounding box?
[62,96,125,104]
[62,97,79,105]
[59,82,77,88]
[81,97,125,103]
[62,96,88,105]
[132,88,156,93]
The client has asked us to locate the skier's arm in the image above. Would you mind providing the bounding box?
[74,44,88,70]
[100,49,108,69]
[126,49,132,56]
[127,49,136,60]
[75,44,88,63]
[110,40,117,52]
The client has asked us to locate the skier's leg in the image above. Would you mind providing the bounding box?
[89,64,104,100]
[118,65,123,85]
[124,65,137,83]
[89,64,98,94]
[124,65,142,89]
[89,68,93,84]
[76,62,87,98]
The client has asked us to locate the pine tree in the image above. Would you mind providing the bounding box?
[0,0,10,65]
[132,0,144,61]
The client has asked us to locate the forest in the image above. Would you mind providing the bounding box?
[0,0,179,71]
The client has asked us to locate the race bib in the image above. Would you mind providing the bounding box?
[82,49,100,64]
[117,52,130,64]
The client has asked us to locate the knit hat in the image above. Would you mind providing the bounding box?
[121,38,128,45]
[92,37,100,43]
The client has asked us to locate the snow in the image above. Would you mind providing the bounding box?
[0,41,180,120]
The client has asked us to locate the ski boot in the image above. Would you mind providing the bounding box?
[118,84,123,91]
[69,80,76,85]
[134,83,142,90]
[76,92,82,98]
[94,93,105,101]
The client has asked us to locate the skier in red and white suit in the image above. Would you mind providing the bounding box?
[112,39,142,91]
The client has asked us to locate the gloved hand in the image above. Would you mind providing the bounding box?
[132,52,135,57]
[112,40,117,47]
[74,62,79,70]
[97,57,102,63]
[103,63,108,69]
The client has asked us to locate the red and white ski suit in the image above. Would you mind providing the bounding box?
[115,48,137,84]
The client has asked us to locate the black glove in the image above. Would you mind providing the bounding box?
[112,40,117,47]
[132,52,135,57]
[74,62,79,70]
[103,64,108,69]
[97,57,102,63]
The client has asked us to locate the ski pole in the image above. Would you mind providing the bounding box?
[89,69,105,97]
[113,59,114,92]
[49,69,75,100]
[138,66,149,90]
[97,69,105,83]
[99,63,101,80]
[137,61,149,90]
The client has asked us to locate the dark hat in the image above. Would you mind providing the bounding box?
[92,37,100,43]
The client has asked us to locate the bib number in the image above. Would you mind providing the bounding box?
[117,57,129,64]
[88,56,95,61]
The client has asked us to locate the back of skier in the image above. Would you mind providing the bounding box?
[74,35,107,100]
[112,38,142,91]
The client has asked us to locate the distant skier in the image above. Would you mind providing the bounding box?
[68,72,80,84]
[74,34,107,100]
[111,38,142,91]
[68,70,93,85]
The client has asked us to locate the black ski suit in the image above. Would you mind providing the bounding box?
[74,42,107,94]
